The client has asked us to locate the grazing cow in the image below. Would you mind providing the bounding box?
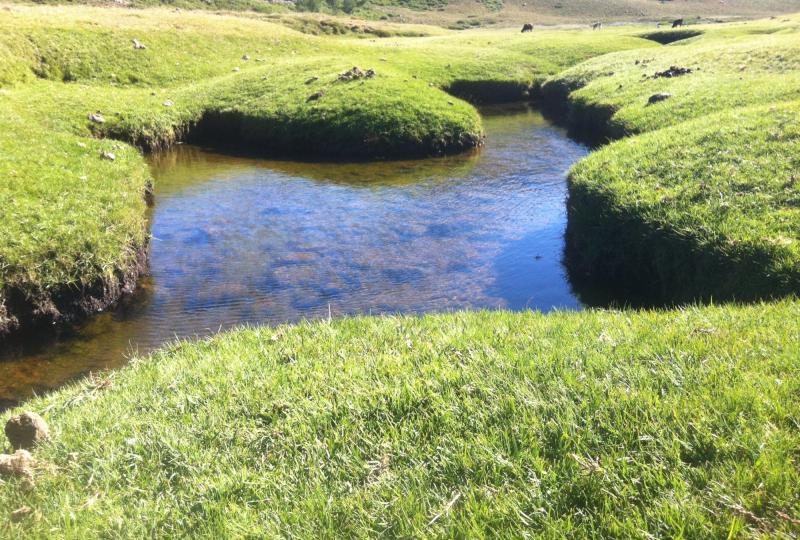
[672,18,684,28]
[521,23,533,33]
[592,22,602,30]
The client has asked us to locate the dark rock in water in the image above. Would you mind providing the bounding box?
[648,92,672,105]
[307,91,324,102]
[653,65,693,79]
[132,39,146,50]
[88,112,105,124]
[5,412,49,450]
[0,450,33,478]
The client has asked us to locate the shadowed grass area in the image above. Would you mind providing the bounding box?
[0,4,654,336]
[1,305,799,537]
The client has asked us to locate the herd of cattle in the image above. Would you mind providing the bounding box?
[521,18,685,33]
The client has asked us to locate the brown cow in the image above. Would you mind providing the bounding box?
[521,23,533,33]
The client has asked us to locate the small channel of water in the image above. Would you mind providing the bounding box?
[0,104,588,407]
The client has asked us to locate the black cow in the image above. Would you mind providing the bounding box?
[672,18,684,28]
[521,23,533,33]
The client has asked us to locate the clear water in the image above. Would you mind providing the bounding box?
[0,104,588,407]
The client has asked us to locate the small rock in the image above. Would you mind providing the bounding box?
[163,100,174,107]
[242,54,250,60]
[11,506,32,523]
[0,450,33,478]
[307,91,324,102]
[88,113,105,124]
[132,39,146,50]
[5,412,49,450]
[305,76,319,85]
[233,67,240,72]
[447,100,454,105]
[652,65,693,79]
[648,92,672,105]
[77,142,87,148]
[101,151,116,161]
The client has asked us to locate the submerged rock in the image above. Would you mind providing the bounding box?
[0,450,33,478]
[648,92,673,105]
[5,412,49,450]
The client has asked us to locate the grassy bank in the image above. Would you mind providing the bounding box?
[0,4,654,337]
[537,15,800,303]
[2,305,799,537]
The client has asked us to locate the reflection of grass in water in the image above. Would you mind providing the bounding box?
[149,104,553,194]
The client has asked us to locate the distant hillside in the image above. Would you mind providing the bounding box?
[6,0,800,26]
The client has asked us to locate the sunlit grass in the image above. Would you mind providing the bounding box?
[2,305,799,537]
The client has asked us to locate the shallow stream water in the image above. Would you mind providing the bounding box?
[0,104,588,407]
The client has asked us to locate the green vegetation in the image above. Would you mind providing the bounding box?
[541,15,800,302]
[0,3,654,336]
[2,6,800,537]
[2,305,799,537]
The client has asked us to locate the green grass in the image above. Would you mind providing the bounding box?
[3,7,800,537]
[566,101,800,304]
[0,3,653,336]
[2,305,799,537]
[535,16,800,303]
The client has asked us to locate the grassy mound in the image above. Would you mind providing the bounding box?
[0,4,655,337]
[534,15,800,303]
[567,101,800,304]
[542,16,800,139]
[2,305,799,537]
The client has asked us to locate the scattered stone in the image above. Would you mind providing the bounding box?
[305,76,319,85]
[648,92,672,105]
[10,507,33,523]
[101,151,116,161]
[652,65,693,79]
[0,450,33,478]
[242,54,250,60]
[307,90,324,102]
[88,112,105,124]
[132,39,146,50]
[5,412,49,450]
[163,100,174,107]
[337,66,376,82]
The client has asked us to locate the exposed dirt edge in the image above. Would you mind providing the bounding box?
[0,244,149,343]
[445,80,533,105]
